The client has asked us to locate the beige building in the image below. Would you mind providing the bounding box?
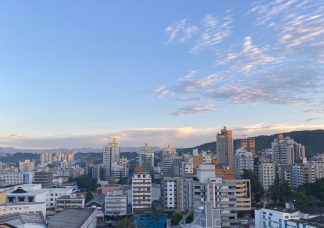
[55,193,85,212]
[237,138,255,155]
[105,189,127,216]
[216,126,234,168]
[225,179,251,212]
[132,172,151,214]
[19,160,35,172]
[258,162,275,191]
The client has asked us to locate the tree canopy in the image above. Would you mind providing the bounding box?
[242,169,264,203]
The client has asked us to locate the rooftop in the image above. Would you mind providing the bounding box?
[85,194,105,206]
[267,206,299,213]
[298,206,324,215]
[56,194,85,200]
[0,212,46,228]
[289,216,324,228]
[48,209,95,228]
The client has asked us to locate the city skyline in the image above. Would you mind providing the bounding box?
[1,0,324,149]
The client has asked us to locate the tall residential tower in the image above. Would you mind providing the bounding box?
[216,126,234,168]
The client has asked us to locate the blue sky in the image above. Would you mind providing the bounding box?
[0,0,324,149]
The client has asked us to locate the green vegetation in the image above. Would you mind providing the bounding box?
[299,178,324,206]
[242,169,264,204]
[117,216,135,228]
[73,174,95,192]
[177,129,324,158]
[171,210,193,225]
[85,193,93,203]
[268,181,312,208]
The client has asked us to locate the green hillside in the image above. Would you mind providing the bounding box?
[177,129,324,158]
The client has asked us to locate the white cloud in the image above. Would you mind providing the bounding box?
[2,124,324,148]
[246,0,299,25]
[165,19,199,44]
[191,14,233,53]
[166,104,228,116]
[216,36,278,72]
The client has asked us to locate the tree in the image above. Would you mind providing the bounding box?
[117,216,135,228]
[73,174,94,192]
[242,169,264,203]
[171,210,193,225]
[85,193,93,203]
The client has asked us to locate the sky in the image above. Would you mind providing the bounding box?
[0,0,324,149]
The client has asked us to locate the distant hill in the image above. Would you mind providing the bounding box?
[177,129,324,158]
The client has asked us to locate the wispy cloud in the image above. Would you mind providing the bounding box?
[246,0,299,25]
[152,85,175,98]
[164,12,233,53]
[165,19,199,43]
[216,36,278,72]
[166,104,228,116]
[190,14,233,53]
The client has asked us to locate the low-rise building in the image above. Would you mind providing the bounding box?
[48,208,96,228]
[0,172,33,186]
[55,193,85,212]
[33,171,53,188]
[255,206,300,228]
[0,211,47,228]
[0,202,46,217]
[6,184,50,207]
[105,189,127,217]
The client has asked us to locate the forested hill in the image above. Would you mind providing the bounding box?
[177,129,324,158]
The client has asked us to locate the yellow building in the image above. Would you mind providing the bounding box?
[0,191,6,204]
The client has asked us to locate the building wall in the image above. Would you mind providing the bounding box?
[216,126,234,168]
[258,162,275,191]
[80,209,97,228]
[162,177,180,212]
[0,192,6,204]
[132,173,151,213]
[0,202,46,217]
[255,208,300,228]
[105,190,127,216]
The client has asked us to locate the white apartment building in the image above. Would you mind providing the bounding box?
[48,186,74,208]
[0,202,46,217]
[258,162,275,191]
[18,160,35,172]
[105,189,127,216]
[6,184,50,207]
[255,206,300,228]
[0,172,33,186]
[234,148,254,178]
[314,160,324,179]
[132,172,151,214]
[293,163,315,189]
[162,177,180,212]
[272,135,306,165]
[182,158,194,174]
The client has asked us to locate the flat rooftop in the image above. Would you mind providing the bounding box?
[48,209,95,228]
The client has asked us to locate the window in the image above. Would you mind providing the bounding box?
[55,193,58,196]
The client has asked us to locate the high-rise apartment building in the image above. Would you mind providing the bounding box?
[293,163,315,189]
[236,137,255,155]
[216,126,234,168]
[234,148,254,178]
[162,176,180,212]
[132,172,151,214]
[139,143,154,173]
[40,152,52,164]
[314,160,324,179]
[258,162,275,191]
[103,144,112,181]
[104,138,120,163]
[161,145,177,173]
[272,135,306,165]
